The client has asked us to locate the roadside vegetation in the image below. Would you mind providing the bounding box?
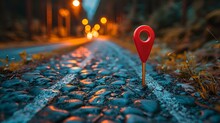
[109,1,220,113]
[0,40,91,74]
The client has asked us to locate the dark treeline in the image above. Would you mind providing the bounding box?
[93,0,220,52]
[0,0,86,41]
[0,0,220,44]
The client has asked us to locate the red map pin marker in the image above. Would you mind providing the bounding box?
[133,25,155,87]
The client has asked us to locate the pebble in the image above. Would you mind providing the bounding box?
[116,115,124,122]
[127,78,138,83]
[68,67,82,74]
[21,72,44,82]
[0,74,4,81]
[113,72,127,78]
[191,92,200,98]
[92,85,108,92]
[109,98,129,106]
[0,102,18,115]
[94,89,111,96]
[100,119,115,123]
[57,96,69,103]
[80,70,95,78]
[81,87,91,92]
[29,86,43,95]
[61,85,78,93]
[121,107,145,116]
[209,114,220,123]
[200,109,215,120]
[0,87,5,94]
[158,80,171,86]
[98,69,111,75]
[103,108,119,116]
[35,65,50,71]
[29,105,69,123]
[12,94,33,102]
[1,79,28,88]
[71,106,101,115]
[134,99,159,113]
[63,116,85,123]
[125,114,148,123]
[110,93,118,97]
[35,77,51,85]
[95,78,106,84]
[69,91,86,100]
[111,80,125,85]
[60,99,83,110]
[177,83,195,92]
[48,75,57,80]
[174,95,195,106]
[89,96,105,105]
[80,79,95,88]
[155,116,168,122]
[43,70,58,76]
[121,91,135,98]
[62,60,77,64]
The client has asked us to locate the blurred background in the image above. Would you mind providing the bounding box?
[0,0,220,53]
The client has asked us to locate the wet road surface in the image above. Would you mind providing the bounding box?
[0,39,219,123]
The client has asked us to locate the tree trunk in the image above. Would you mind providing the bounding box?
[40,0,46,34]
[182,0,188,26]
[26,0,32,40]
[46,0,52,38]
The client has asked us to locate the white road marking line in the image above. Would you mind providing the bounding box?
[107,41,198,123]
[3,42,99,123]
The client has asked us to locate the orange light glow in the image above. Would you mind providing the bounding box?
[87,32,93,40]
[85,25,91,33]
[59,9,69,17]
[92,30,99,38]
[100,17,107,24]
[72,0,80,7]
[82,19,88,25]
[93,24,100,30]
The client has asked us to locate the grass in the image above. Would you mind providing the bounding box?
[111,37,219,100]
[157,52,219,99]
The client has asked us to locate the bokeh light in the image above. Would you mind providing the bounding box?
[85,25,91,33]
[92,30,99,38]
[87,32,93,39]
[59,9,69,17]
[72,0,80,7]
[93,24,100,31]
[82,19,89,25]
[100,17,107,24]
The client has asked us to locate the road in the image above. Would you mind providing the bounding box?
[0,38,88,65]
[0,39,219,123]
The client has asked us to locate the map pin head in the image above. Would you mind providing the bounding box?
[133,25,155,63]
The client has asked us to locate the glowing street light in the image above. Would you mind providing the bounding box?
[100,17,107,24]
[92,30,99,38]
[87,32,93,40]
[93,24,100,31]
[72,0,80,7]
[82,18,88,25]
[85,25,91,33]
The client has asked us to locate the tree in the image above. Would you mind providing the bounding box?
[26,0,32,40]
[181,0,188,26]
[46,0,52,38]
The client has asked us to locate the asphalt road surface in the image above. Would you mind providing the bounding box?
[0,41,79,65]
[0,39,219,123]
